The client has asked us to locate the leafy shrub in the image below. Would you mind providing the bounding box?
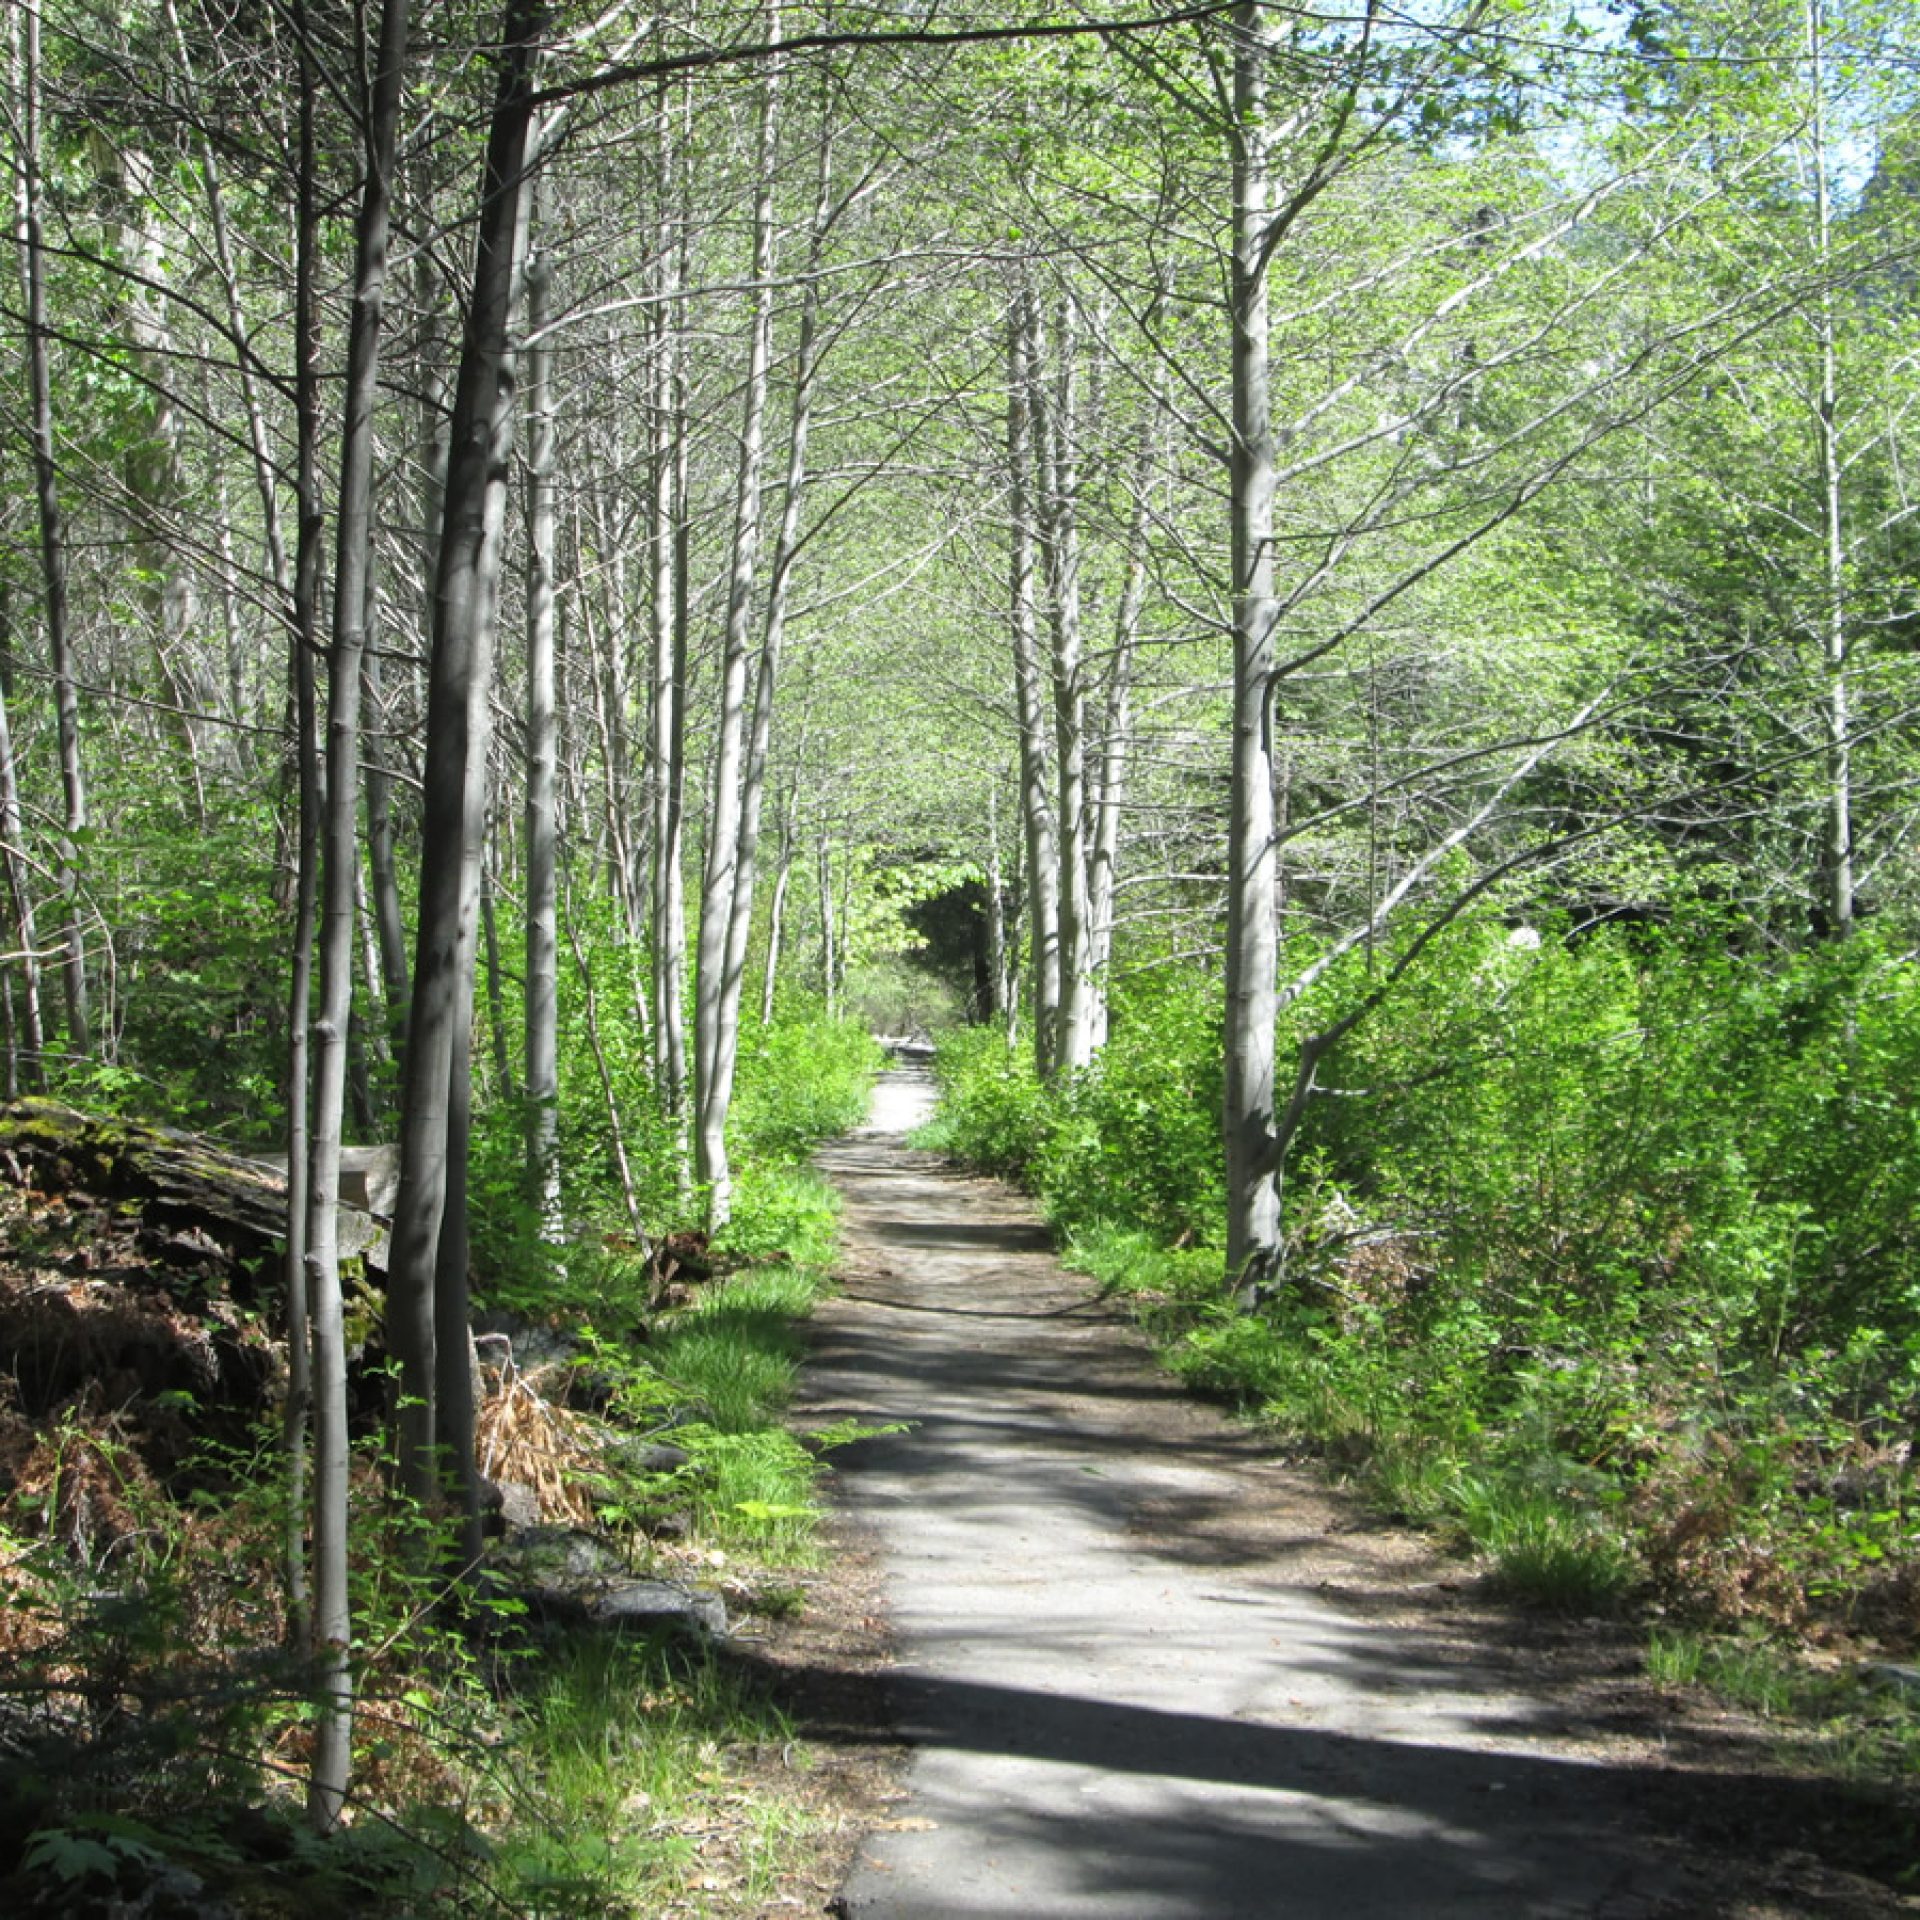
[944,920,1920,1626]
[727,1005,880,1165]
[1040,977,1226,1243]
[922,1025,1050,1178]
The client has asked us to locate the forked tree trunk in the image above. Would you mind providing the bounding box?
[385,0,539,1531]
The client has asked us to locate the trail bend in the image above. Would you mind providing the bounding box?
[795,1070,1891,1920]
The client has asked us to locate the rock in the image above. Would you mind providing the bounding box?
[1860,1660,1920,1697]
[488,1478,542,1533]
[336,1144,400,1215]
[591,1579,727,1637]
[475,1526,725,1640]
[486,1525,625,1585]
[600,1434,693,1478]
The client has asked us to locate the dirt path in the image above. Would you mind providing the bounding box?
[791,1074,1912,1919]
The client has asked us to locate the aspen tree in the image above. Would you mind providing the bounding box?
[304,0,411,1831]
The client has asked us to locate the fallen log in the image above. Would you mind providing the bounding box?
[0,1098,390,1277]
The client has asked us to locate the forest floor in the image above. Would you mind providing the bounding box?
[766,1071,1920,1918]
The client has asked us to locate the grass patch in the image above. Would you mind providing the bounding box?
[1448,1474,1634,1613]
[486,1631,807,1916]
[1648,1627,1920,1787]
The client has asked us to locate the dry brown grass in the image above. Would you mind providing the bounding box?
[475,1355,602,1528]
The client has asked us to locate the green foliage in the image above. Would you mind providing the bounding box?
[465,880,873,1316]
[47,785,291,1142]
[929,978,1224,1244]
[725,1008,880,1168]
[488,1633,799,1916]
[918,1024,1050,1177]
[944,923,1920,1632]
[1040,978,1227,1244]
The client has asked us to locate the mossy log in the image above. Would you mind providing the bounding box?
[0,1099,388,1275]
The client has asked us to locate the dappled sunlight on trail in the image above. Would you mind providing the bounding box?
[797,1127,1906,1919]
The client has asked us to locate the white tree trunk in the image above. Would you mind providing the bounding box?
[0,669,41,1080]
[302,0,410,1832]
[711,95,829,1173]
[694,10,780,1229]
[648,154,689,1124]
[1805,0,1853,938]
[524,232,562,1225]
[1224,5,1283,1287]
[1037,298,1096,1074]
[1007,281,1061,1077]
[12,0,89,1058]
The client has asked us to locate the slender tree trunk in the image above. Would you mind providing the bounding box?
[761,775,800,1026]
[1088,373,1166,1053]
[1805,0,1852,939]
[353,853,387,1064]
[282,20,324,1678]
[207,450,251,739]
[113,146,227,798]
[481,832,515,1097]
[584,487,642,937]
[13,0,89,1058]
[361,642,410,1060]
[817,833,837,1019]
[1224,5,1283,1288]
[0,667,42,1082]
[1036,299,1095,1074]
[564,875,645,1242]
[524,229,561,1223]
[694,9,780,1229]
[1007,282,1060,1077]
[303,0,411,1833]
[385,0,538,1525]
[168,0,293,620]
[648,62,689,1135]
[710,97,829,1172]
[1001,786,1025,1046]
[984,781,1008,1025]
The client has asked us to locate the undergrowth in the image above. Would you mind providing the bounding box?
[933,925,1920,1771]
[0,1002,882,1914]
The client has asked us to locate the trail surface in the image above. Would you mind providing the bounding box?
[795,1073,1905,1920]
